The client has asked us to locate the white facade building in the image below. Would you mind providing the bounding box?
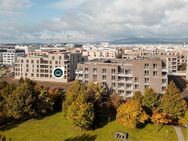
[3,49,25,65]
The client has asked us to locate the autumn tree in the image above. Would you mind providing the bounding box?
[160,81,187,119]
[63,80,86,113]
[66,94,94,130]
[116,100,148,128]
[151,111,172,125]
[132,91,143,104]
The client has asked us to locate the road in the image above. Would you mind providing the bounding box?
[173,126,185,141]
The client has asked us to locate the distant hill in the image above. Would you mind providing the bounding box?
[111,37,188,44]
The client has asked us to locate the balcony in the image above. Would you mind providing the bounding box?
[75,70,83,74]
[118,73,133,77]
[76,75,83,80]
[126,87,133,91]
[118,86,125,90]
[162,68,169,73]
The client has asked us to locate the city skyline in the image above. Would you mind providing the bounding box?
[1,0,188,43]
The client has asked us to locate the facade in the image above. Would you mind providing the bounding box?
[14,51,87,82]
[76,58,168,98]
[82,49,118,60]
[3,49,25,65]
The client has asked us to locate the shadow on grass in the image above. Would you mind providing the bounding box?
[0,111,61,131]
[64,134,97,141]
[0,119,25,131]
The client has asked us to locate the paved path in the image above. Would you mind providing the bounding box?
[173,126,185,141]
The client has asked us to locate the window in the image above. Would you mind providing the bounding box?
[153,71,158,76]
[125,69,131,74]
[102,75,106,80]
[144,78,149,83]
[102,68,106,73]
[153,64,158,69]
[85,68,89,72]
[145,85,149,89]
[135,84,139,89]
[93,68,97,73]
[144,71,149,76]
[111,69,116,74]
[135,77,139,82]
[93,75,97,80]
[144,63,149,69]
[102,82,106,86]
[112,76,116,80]
[111,83,116,87]
[85,74,88,79]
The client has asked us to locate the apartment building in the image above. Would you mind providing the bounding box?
[76,58,168,98]
[122,49,187,74]
[3,49,25,65]
[82,49,118,60]
[14,51,87,82]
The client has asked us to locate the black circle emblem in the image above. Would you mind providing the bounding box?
[53,68,63,78]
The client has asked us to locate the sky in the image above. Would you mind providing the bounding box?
[0,0,188,43]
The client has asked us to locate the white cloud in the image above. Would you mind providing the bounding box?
[0,0,32,16]
[1,0,188,42]
[44,0,188,40]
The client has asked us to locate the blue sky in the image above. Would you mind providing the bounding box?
[0,0,188,43]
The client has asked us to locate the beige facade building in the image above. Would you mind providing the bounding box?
[14,51,86,82]
[76,58,168,98]
[82,49,118,60]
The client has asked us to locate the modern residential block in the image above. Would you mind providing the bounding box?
[14,51,87,82]
[76,58,168,98]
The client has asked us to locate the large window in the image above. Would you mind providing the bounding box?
[144,63,149,69]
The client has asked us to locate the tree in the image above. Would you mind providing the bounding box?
[63,80,86,113]
[132,91,143,104]
[34,89,54,116]
[116,100,148,128]
[2,79,56,120]
[142,88,159,114]
[160,81,187,119]
[109,93,123,110]
[151,111,172,124]
[3,83,35,119]
[85,82,105,104]
[66,95,94,130]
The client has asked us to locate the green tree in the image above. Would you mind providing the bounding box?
[67,95,94,130]
[142,88,159,114]
[160,82,187,119]
[3,82,35,119]
[86,82,105,103]
[63,80,86,113]
[34,89,54,116]
[116,100,148,128]
[132,91,143,104]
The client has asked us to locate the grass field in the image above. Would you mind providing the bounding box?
[182,127,188,141]
[1,112,178,141]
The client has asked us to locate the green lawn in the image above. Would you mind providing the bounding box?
[181,127,188,141]
[1,112,178,141]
